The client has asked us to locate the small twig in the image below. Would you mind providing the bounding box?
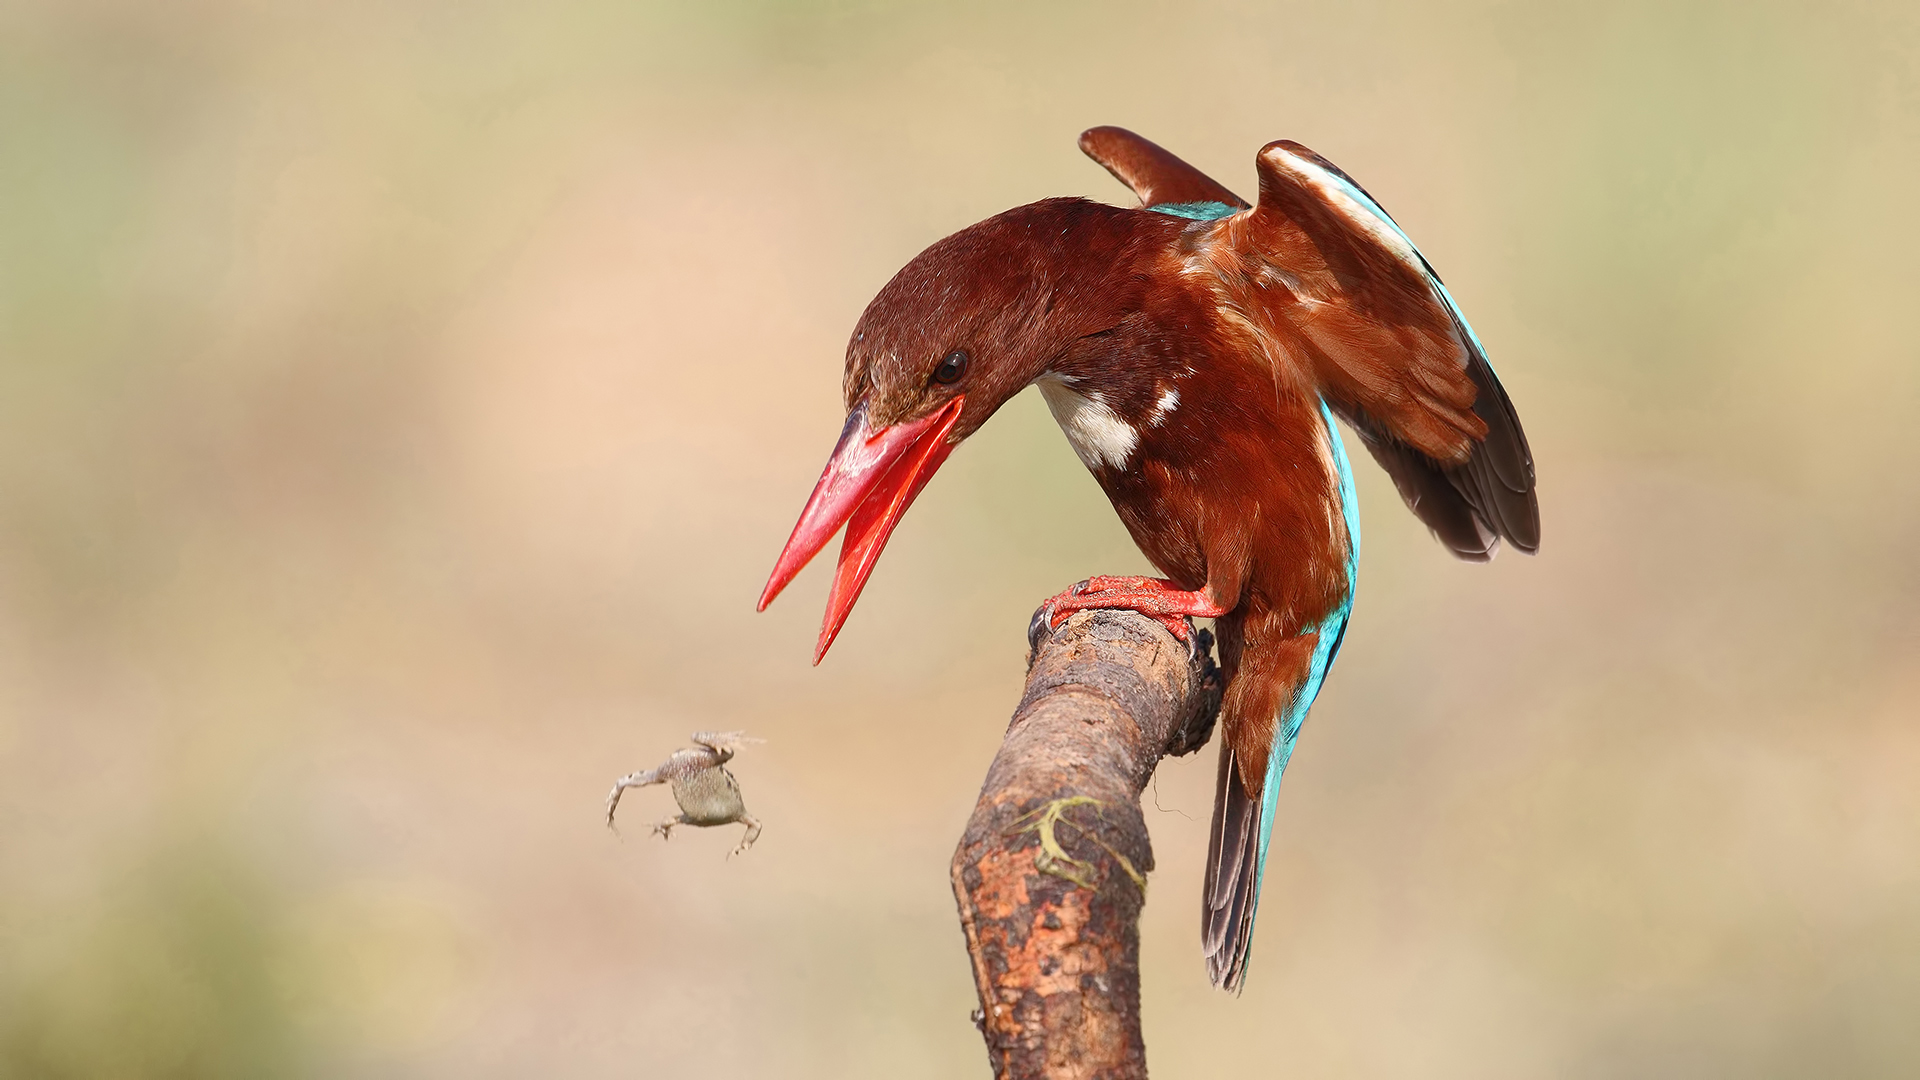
[1148,775,1194,821]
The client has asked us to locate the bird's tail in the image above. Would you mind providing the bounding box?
[1202,739,1264,991]
[1200,602,1351,991]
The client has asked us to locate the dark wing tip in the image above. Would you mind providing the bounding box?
[1458,354,1540,554]
[1341,381,1538,562]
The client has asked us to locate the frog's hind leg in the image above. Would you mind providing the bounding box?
[730,814,762,858]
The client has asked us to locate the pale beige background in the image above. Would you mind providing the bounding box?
[2,1,1916,1077]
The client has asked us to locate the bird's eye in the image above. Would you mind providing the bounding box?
[933,350,969,385]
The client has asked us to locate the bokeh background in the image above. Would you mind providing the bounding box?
[2,0,1916,1076]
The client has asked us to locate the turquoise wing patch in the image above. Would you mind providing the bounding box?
[1149,200,1241,221]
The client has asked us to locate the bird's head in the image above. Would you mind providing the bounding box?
[758,197,1161,661]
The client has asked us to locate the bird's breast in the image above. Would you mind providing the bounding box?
[1040,353,1353,628]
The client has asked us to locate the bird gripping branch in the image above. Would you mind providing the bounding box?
[758,127,1539,990]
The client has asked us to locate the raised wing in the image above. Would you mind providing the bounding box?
[1239,140,1539,557]
[1079,126,1250,215]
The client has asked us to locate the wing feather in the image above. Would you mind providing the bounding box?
[1239,139,1539,556]
[1079,126,1250,212]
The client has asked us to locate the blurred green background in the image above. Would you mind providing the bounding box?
[2,0,1916,1076]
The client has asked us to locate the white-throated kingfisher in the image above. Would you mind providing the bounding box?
[758,127,1539,990]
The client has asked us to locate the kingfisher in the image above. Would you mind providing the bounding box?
[757,127,1538,990]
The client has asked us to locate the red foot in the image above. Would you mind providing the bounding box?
[1036,576,1230,643]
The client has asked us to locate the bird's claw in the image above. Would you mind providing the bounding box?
[1027,602,1061,656]
[1187,624,1212,664]
[1028,580,1096,655]
[1030,577,1208,659]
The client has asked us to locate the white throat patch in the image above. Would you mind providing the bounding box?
[1036,376,1139,471]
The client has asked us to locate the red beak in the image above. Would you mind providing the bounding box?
[758,396,965,663]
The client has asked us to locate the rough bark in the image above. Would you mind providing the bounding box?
[952,606,1223,1080]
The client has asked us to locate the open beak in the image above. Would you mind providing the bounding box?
[758,396,965,663]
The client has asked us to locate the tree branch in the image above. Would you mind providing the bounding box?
[952,606,1223,1080]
